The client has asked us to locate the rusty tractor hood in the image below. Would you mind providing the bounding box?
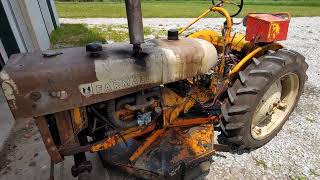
[0,38,218,119]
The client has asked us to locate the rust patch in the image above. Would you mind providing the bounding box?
[170,148,191,164]
[89,123,156,153]
[132,125,215,172]
[186,124,213,155]
[1,39,217,119]
[34,116,63,163]
[55,111,76,145]
[162,86,213,125]
[129,128,166,162]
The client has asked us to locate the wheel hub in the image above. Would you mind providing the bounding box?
[251,73,299,140]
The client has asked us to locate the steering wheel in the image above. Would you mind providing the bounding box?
[211,0,244,17]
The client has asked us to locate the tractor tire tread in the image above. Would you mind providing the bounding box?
[221,103,230,122]
[227,105,250,116]
[227,89,236,104]
[238,71,247,84]
[252,57,261,66]
[225,122,245,130]
[263,56,286,66]
[219,48,308,149]
[249,69,273,77]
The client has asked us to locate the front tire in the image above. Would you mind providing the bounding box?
[219,49,308,149]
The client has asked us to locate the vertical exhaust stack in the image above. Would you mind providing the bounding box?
[125,0,145,56]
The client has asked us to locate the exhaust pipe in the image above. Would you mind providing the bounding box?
[125,0,144,56]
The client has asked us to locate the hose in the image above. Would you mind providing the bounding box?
[116,96,135,110]
[106,100,138,129]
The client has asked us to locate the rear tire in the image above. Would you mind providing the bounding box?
[219,49,308,149]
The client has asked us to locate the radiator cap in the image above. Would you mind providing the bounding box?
[86,42,103,57]
[168,29,179,40]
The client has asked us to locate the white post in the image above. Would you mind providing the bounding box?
[19,0,51,50]
[0,39,8,64]
[49,0,60,27]
[38,0,55,34]
[1,0,27,53]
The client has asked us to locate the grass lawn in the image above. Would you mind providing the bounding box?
[51,1,320,47]
[50,24,164,48]
[56,1,320,18]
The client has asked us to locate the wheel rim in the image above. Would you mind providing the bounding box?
[251,73,300,140]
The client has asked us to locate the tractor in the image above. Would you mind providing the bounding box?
[0,0,308,179]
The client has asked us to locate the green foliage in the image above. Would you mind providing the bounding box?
[305,117,316,123]
[50,24,106,48]
[55,0,320,7]
[57,0,103,2]
[289,175,308,180]
[309,169,320,177]
[252,157,268,170]
[50,24,158,48]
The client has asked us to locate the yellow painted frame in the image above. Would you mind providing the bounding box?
[181,6,284,79]
[180,7,232,43]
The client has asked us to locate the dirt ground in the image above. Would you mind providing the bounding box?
[0,118,139,180]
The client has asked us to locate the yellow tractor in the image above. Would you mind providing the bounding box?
[0,0,308,179]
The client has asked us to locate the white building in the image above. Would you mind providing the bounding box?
[0,0,59,69]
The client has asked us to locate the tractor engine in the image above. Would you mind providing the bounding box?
[0,30,219,178]
[87,73,218,143]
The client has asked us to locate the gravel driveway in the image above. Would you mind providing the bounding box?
[1,17,319,180]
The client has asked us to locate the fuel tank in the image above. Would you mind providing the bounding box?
[0,38,218,119]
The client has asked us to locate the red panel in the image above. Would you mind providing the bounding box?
[245,14,290,43]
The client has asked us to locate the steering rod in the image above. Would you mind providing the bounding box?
[179,7,233,43]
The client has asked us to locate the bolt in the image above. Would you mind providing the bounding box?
[50,91,68,100]
[277,102,287,110]
[30,92,41,101]
[59,91,68,100]
[253,127,262,135]
[50,91,57,97]
[154,107,162,114]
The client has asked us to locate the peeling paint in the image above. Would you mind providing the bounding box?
[0,71,10,81]
[0,38,217,118]
[0,71,19,109]
[79,39,218,97]
[0,71,19,94]
[2,82,15,100]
